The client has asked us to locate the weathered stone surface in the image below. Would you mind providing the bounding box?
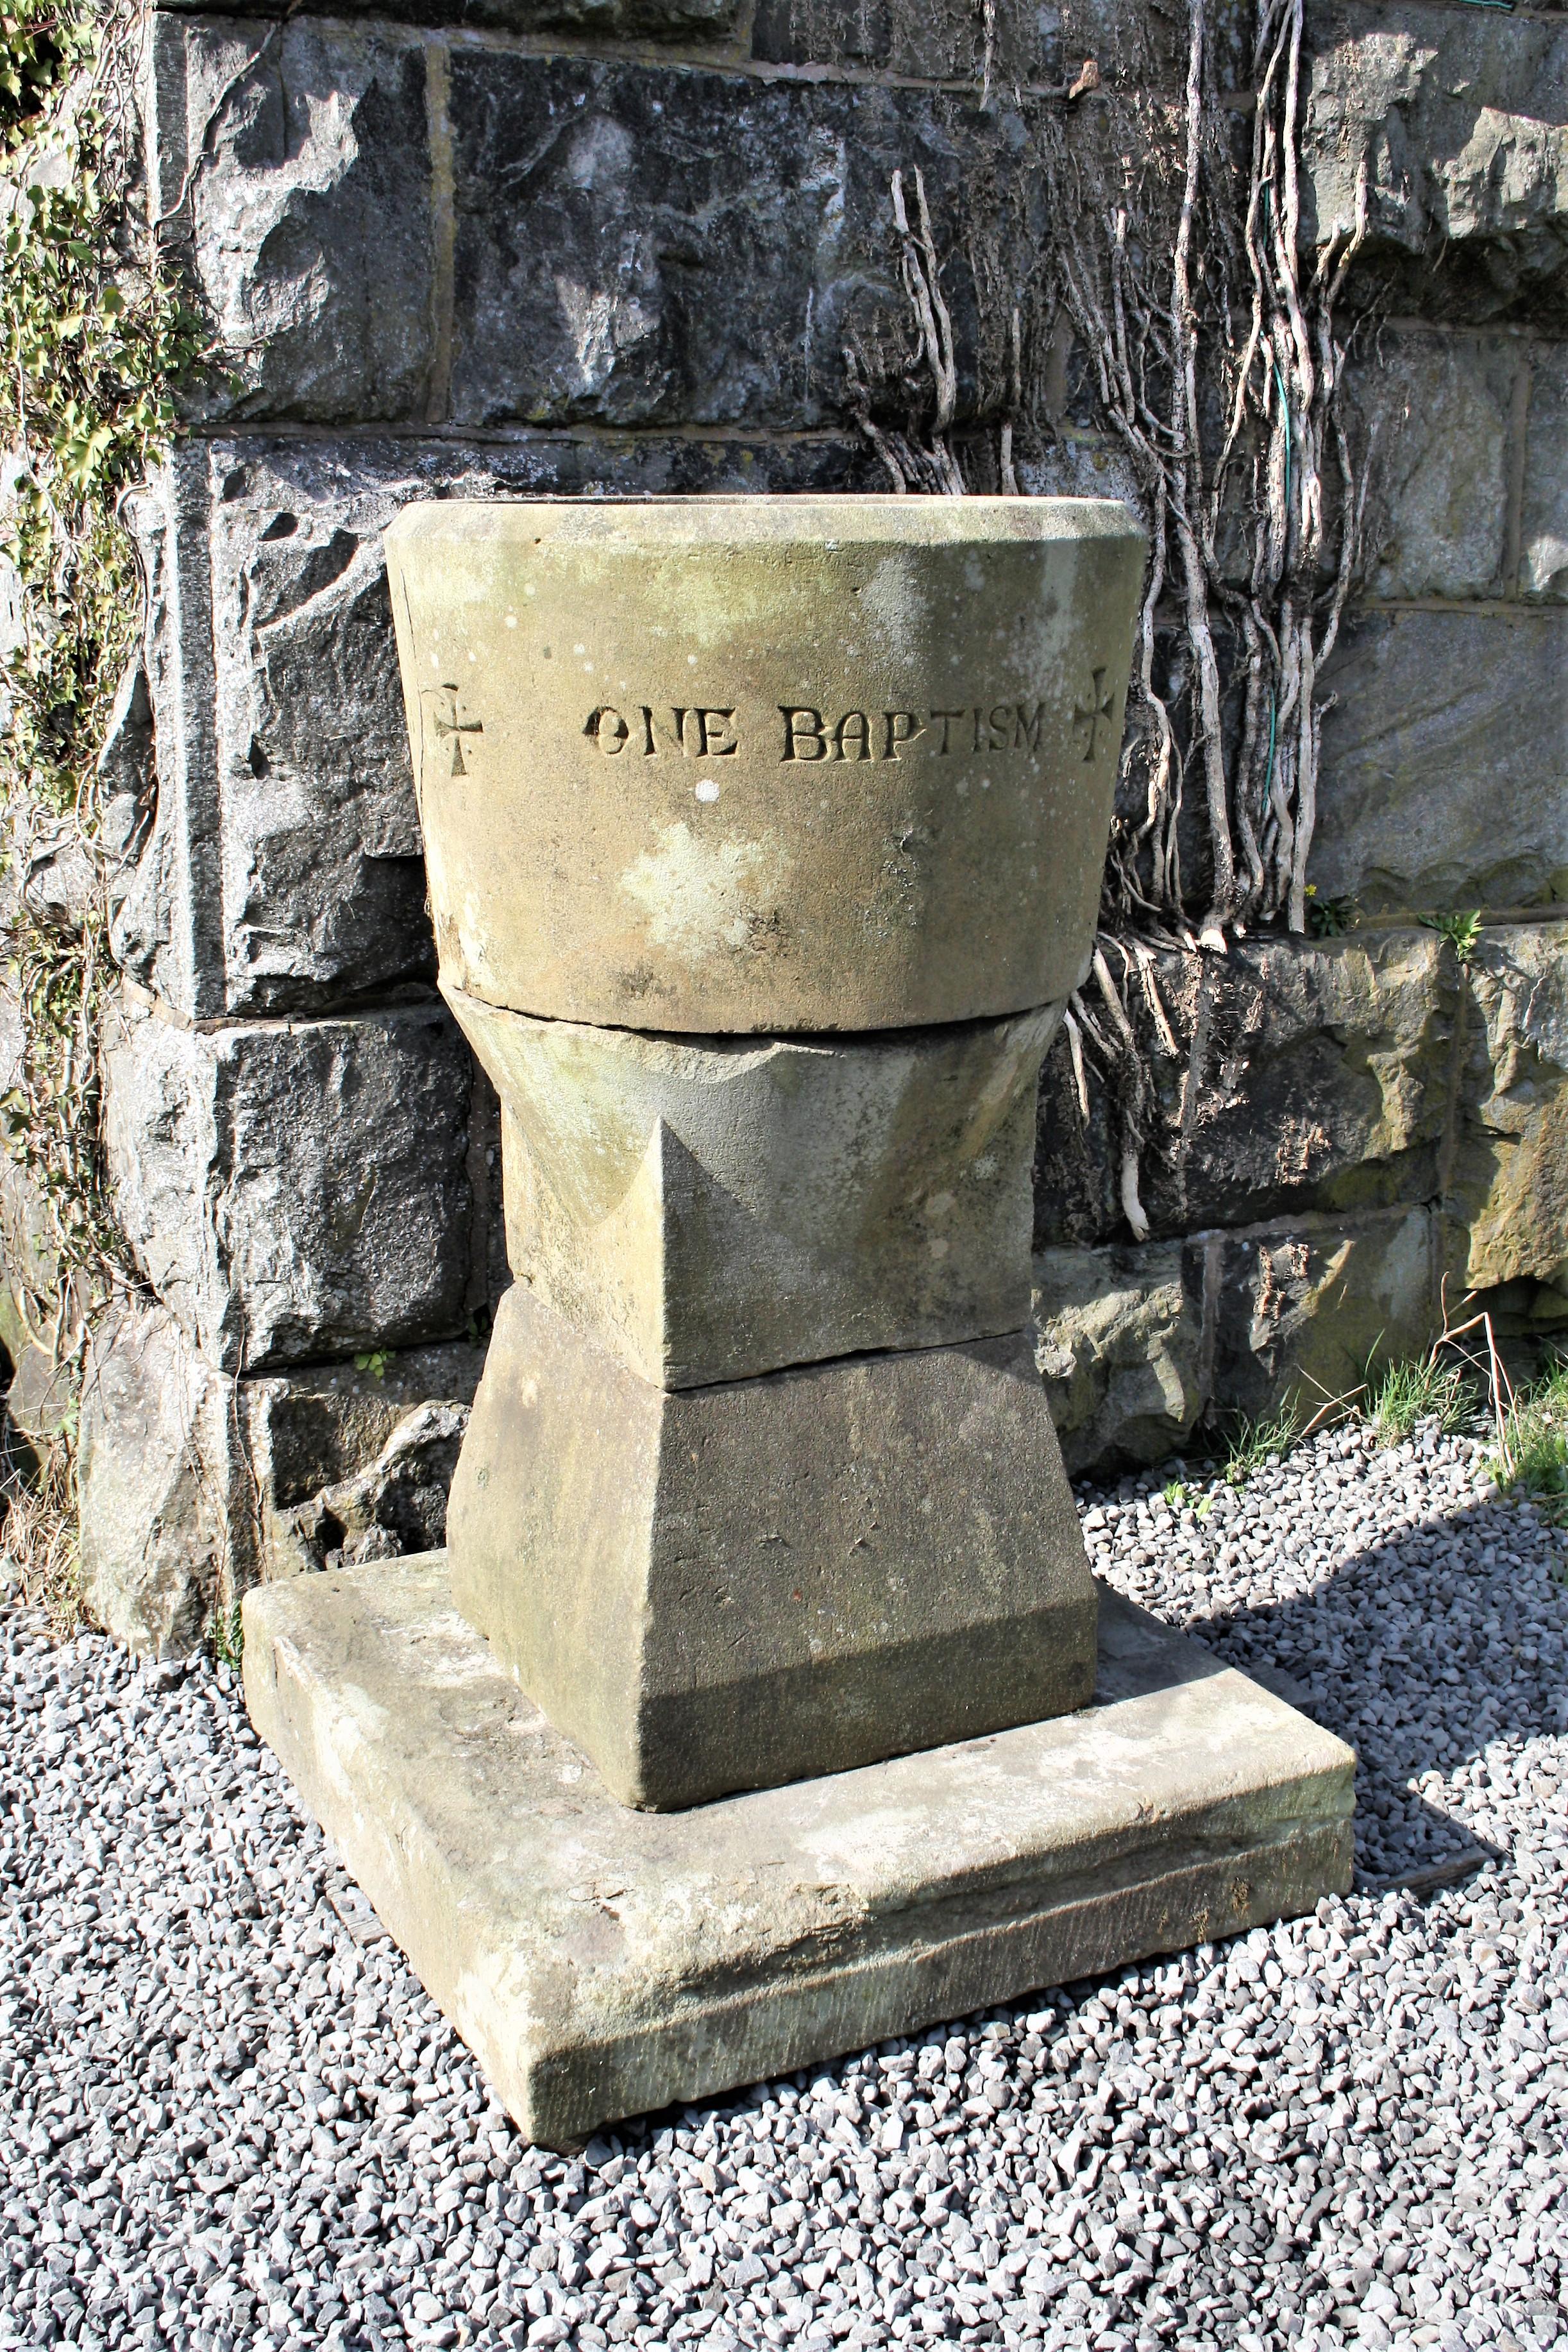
[1522,339,1568,602]
[458,987,1056,1386]
[448,1283,1095,1809]
[1034,1241,1205,1475]
[115,435,879,1022]
[150,15,436,424]
[1034,1209,1442,1461]
[752,0,1243,101]
[1310,609,1568,913]
[751,0,1049,84]
[389,497,1142,1032]
[78,1298,240,1657]
[1448,922,1568,1312]
[1301,0,1568,315]
[75,1302,489,1642]
[1210,1208,1439,1423]
[103,992,476,1373]
[1035,931,1457,1249]
[241,1340,487,1580]
[243,1551,1356,2146]
[1344,329,1518,602]
[151,21,1058,435]
[158,0,739,35]
[444,56,1049,432]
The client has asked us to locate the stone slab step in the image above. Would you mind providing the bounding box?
[242,1556,1354,2148]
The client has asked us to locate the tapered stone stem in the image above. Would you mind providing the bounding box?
[385,495,1147,1809]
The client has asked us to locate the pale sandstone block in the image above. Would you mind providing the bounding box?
[451,985,1059,1387]
[385,496,1143,1032]
[242,1553,1356,2147]
[1449,922,1568,1308]
[446,1284,1097,1809]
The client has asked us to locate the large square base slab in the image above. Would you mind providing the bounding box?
[243,1556,1354,2147]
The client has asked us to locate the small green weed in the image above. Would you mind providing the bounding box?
[1161,1480,1188,1509]
[1221,1404,1302,1486]
[1305,888,1358,938]
[1367,1354,1478,1446]
[1419,908,1483,966]
[354,1349,391,1380]
[1492,1357,1568,1526]
[208,1600,245,1670]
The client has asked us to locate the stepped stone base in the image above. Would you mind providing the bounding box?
[242,1555,1355,2149]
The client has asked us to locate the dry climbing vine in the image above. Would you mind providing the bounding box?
[857,0,1372,1237]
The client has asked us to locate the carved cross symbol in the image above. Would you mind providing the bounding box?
[423,684,484,778]
[1074,666,1115,762]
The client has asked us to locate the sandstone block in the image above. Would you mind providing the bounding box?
[1035,930,1458,1248]
[1301,0,1568,312]
[749,0,1236,92]
[103,992,477,1372]
[1210,1208,1439,1423]
[114,434,876,1022]
[78,1298,239,1656]
[1034,1210,1443,1471]
[454,986,1056,1387]
[241,1340,487,1579]
[158,0,740,34]
[752,0,1045,81]
[1447,922,1568,1310]
[1311,610,1568,914]
[1034,1241,1206,1475]
[387,498,1143,1032]
[243,1552,1355,2146]
[447,1285,1096,1809]
[74,1301,489,1645]
[151,21,1057,436]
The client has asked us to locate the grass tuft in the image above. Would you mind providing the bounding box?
[1492,1355,1568,1526]
[1419,908,1483,966]
[1220,1403,1302,1487]
[1367,1355,1478,1446]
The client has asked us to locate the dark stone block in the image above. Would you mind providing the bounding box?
[447,53,1050,430]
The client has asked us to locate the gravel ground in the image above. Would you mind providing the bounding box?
[1,1419,1565,2352]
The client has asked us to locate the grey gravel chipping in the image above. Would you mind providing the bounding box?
[1,1419,1564,2352]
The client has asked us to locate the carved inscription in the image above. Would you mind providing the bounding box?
[577,697,1106,761]
[1073,668,1115,762]
[423,684,484,777]
[585,707,739,757]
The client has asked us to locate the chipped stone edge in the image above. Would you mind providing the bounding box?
[244,1557,1354,2147]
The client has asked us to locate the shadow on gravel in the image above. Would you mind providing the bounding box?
[1176,1494,1565,1889]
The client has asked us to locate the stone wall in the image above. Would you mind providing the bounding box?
[9,0,1562,1646]
[1033,0,1568,1472]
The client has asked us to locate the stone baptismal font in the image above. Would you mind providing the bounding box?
[244,498,1353,2146]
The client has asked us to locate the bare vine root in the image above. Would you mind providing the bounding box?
[850,0,1376,1245]
[1044,0,1369,948]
